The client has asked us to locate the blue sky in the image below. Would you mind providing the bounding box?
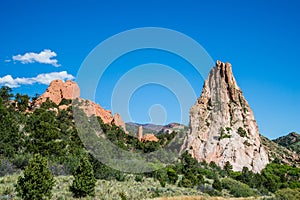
[0,0,299,139]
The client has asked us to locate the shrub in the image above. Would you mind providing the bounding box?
[119,191,129,200]
[135,174,143,182]
[15,154,55,200]
[12,153,32,169]
[59,98,72,106]
[212,178,222,191]
[70,156,96,198]
[238,127,247,137]
[222,178,258,197]
[166,167,178,184]
[0,159,17,177]
[275,188,300,200]
[219,127,231,140]
[115,171,126,182]
[178,176,193,188]
[224,161,233,174]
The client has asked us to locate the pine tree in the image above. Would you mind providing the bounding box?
[212,178,222,191]
[224,161,233,174]
[16,154,54,200]
[70,156,96,197]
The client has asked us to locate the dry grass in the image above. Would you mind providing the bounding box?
[0,174,267,200]
[0,173,205,199]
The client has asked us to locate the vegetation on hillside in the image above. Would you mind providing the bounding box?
[273,132,300,153]
[0,86,299,199]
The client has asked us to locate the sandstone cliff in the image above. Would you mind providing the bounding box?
[181,60,269,172]
[35,80,127,132]
[35,80,80,105]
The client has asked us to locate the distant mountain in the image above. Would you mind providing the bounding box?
[125,123,163,135]
[125,122,188,135]
[273,132,300,153]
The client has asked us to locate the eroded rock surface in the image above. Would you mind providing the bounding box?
[181,60,269,172]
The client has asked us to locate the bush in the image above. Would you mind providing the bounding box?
[70,156,96,198]
[166,167,178,184]
[59,98,72,106]
[178,176,194,188]
[238,127,247,137]
[12,153,32,169]
[0,159,17,177]
[222,178,258,197]
[198,184,221,196]
[135,174,143,182]
[275,188,300,200]
[115,171,126,182]
[16,154,55,200]
[212,178,222,191]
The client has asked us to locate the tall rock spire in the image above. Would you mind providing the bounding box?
[181,60,269,172]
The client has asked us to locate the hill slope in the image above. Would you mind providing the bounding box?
[273,132,300,153]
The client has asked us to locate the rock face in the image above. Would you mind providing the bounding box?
[35,80,126,132]
[181,60,269,172]
[35,80,80,105]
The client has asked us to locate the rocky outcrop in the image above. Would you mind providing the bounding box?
[261,135,300,167]
[141,134,159,142]
[136,125,159,142]
[137,126,143,141]
[35,80,127,132]
[35,80,80,105]
[181,60,269,172]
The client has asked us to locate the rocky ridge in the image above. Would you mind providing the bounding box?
[181,60,269,172]
[35,79,127,132]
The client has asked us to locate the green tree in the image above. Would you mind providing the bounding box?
[212,178,222,191]
[16,154,54,200]
[26,109,65,156]
[70,156,96,198]
[224,161,233,174]
[166,167,178,184]
[15,93,30,112]
[0,86,13,102]
[0,98,20,157]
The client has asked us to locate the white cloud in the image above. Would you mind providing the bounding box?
[0,71,74,88]
[4,59,11,62]
[12,49,61,67]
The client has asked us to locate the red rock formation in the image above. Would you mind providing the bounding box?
[35,80,80,105]
[141,134,159,142]
[35,80,127,132]
[137,126,143,141]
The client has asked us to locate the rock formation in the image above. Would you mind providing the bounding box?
[181,60,269,172]
[137,126,143,141]
[35,80,127,132]
[35,80,80,105]
[141,134,159,142]
[136,125,158,142]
